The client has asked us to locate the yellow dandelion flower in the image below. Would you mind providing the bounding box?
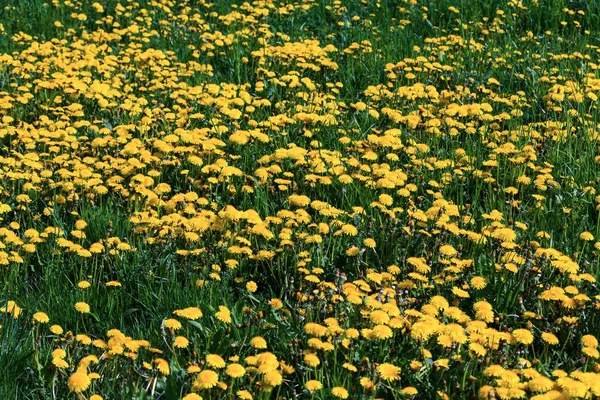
[512,329,534,345]
[372,324,393,340]
[164,318,182,331]
[206,354,226,369]
[528,376,554,392]
[67,371,91,393]
[194,370,219,389]
[76,334,92,345]
[250,336,267,349]
[246,281,258,292]
[263,370,283,386]
[304,352,320,367]
[154,358,170,375]
[451,287,470,298]
[331,387,349,399]
[360,377,376,390]
[379,194,393,206]
[342,363,357,372]
[346,246,360,256]
[173,307,202,320]
[33,312,49,323]
[182,394,203,400]
[225,363,245,378]
[470,276,487,290]
[582,334,598,348]
[50,325,64,335]
[376,363,401,381]
[78,281,91,289]
[363,238,376,248]
[52,357,69,368]
[0,301,22,319]
[580,231,594,241]
[52,349,66,359]
[269,298,283,310]
[439,245,457,257]
[469,343,487,357]
[74,302,90,313]
[370,310,390,325]
[236,390,252,399]
[174,336,189,349]
[401,387,418,395]
[288,194,311,208]
[187,365,201,374]
[305,380,323,392]
[557,376,588,397]
[215,306,232,323]
[582,347,600,358]
[341,224,358,236]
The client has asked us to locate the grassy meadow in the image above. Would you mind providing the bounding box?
[2,0,600,398]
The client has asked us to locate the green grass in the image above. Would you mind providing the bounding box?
[1,0,600,398]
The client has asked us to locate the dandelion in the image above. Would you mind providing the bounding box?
[288,194,311,207]
[50,325,64,335]
[154,358,170,375]
[452,286,470,298]
[263,370,283,386]
[372,324,393,339]
[76,334,92,345]
[331,387,349,399]
[206,354,226,369]
[470,276,487,290]
[74,302,90,313]
[580,231,594,241]
[346,246,360,256]
[52,357,69,368]
[173,336,189,349]
[173,307,202,320]
[512,329,534,345]
[194,370,219,390]
[469,343,487,357]
[377,363,401,381]
[215,306,232,323]
[246,281,258,292]
[33,312,49,323]
[439,245,457,257]
[342,363,357,372]
[341,224,358,236]
[0,301,22,318]
[182,394,203,400]
[363,238,376,248]
[304,353,320,367]
[528,376,554,392]
[225,363,245,378]
[269,298,283,310]
[250,336,267,349]
[370,310,390,325]
[186,364,201,374]
[582,347,599,358]
[360,377,376,390]
[236,390,252,399]
[164,318,182,331]
[67,370,91,393]
[581,334,598,348]
[305,380,323,392]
